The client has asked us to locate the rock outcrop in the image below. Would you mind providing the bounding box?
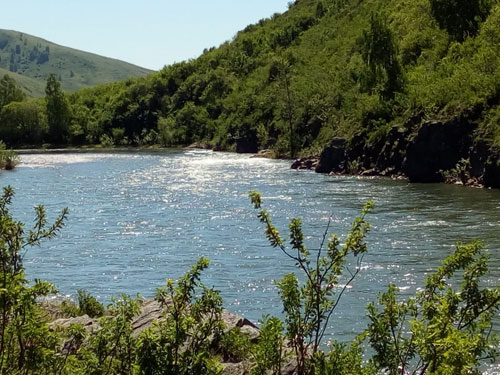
[484,150,500,188]
[291,156,319,170]
[315,138,347,173]
[49,299,266,374]
[403,119,475,182]
[305,110,500,188]
[50,299,260,339]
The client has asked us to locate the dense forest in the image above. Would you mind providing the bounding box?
[0,0,499,186]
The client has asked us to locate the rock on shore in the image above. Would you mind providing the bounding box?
[300,112,499,189]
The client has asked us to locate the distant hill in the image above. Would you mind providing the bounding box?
[0,29,152,96]
[0,66,45,97]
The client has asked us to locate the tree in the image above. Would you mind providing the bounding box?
[45,73,70,144]
[271,57,298,158]
[430,0,492,42]
[0,74,25,111]
[0,100,47,145]
[360,13,404,100]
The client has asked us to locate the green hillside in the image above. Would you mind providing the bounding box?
[1,0,499,186]
[0,66,45,97]
[0,29,152,95]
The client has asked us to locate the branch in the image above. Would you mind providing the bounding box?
[318,255,364,344]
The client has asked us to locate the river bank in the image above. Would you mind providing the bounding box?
[287,115,500,189]
[13,142,499,189]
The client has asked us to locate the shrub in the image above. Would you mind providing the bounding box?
[366,240,500,374]
[77,289,105,318]
[136,258,224,375]
[0,186,68,374]
[249,191,374,374]
[219,327,251,363]
[251,315,285,375]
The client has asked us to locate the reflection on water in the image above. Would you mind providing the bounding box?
[3,150,500,371]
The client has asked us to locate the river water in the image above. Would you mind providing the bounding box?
[3,150,500,370]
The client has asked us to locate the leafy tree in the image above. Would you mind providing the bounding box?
[430,0,492,42]
[46,73,71,144]
[360,12,404,100]
[0,100,47,145]
[270,56,299,158]
[0,74,25,111]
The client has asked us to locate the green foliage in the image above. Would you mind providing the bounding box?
[219,327,251,363]
[0,74,25,110]
[46,73,71,144]
[77,290,105,318]
[0,141,19,170]
[366,240,500,375]
[250,190,374,374]
[360,12,404,100]
[99,134,114,148]
[314,340,376,375]
[136,257,224,375]
[442,158,472,184]
[0,186,68,374]
[81,295,140,375]
[251,315,285,375]
[157,116,180,146]
[0,99,47,145]
[60,300,81,318]
[111,128,127,146]
[429,0,493,42]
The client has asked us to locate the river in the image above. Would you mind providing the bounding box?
[3,149,500,371]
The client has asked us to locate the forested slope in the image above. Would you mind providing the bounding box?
[1,0,500,185]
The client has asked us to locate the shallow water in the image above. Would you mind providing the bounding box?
[3,150,500,371]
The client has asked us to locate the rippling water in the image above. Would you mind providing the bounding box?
[3,150,500,371]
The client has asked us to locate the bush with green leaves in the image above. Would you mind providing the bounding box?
[79,295,140,375]
[136,257,224,375]
[251,315,285,375]
[77,289,105,318]
[366,240,500,375]
[0,186,68,374]
[250,191,374,374]
[0,142,19,170]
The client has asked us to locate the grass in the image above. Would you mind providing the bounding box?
[0,29,153,96]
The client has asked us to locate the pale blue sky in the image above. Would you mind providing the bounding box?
[2,0,291,70]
